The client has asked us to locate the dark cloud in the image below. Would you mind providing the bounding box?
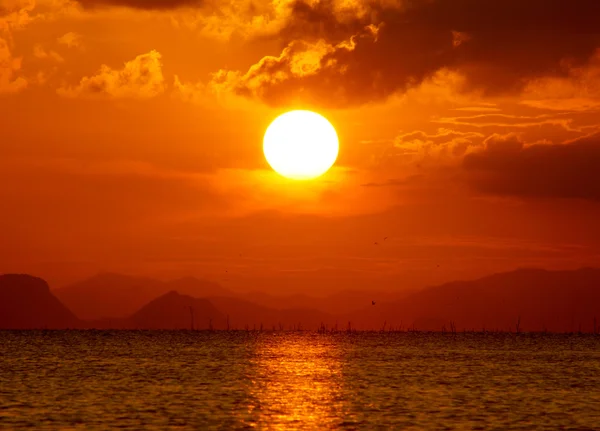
[219,0,600,107]
[463,133,600,201]
[76,0,203,9]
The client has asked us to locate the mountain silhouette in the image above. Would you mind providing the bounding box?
[54,273,233,320]
[348,267,600,332]
[124,291,227,330]
[0,274,81,329]
[4,268,600,332]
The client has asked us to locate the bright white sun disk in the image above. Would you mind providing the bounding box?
[263,110,339,180]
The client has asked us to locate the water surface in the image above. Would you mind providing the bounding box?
[1,331,599,430]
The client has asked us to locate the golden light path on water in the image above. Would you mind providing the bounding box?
[243,334,353,429]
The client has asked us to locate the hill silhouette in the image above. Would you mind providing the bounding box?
[3,268,600,332]
[54,273,234,320]
[348,268,600,332]
[53,272,395,320]
[0,274,81,329]
[85,294,334,330]
[123,291,226,330]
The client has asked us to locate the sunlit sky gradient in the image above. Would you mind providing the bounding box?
[2,0,600,291]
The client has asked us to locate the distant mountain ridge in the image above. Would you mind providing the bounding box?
[2,268,600,332]
[0,274,81,329]
[348,267,600,332]
[53,272,410,320]
[123,291,226,330]
[53,272,234,320]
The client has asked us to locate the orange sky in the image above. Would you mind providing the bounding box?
[2,0,600,292]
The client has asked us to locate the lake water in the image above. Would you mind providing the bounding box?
[1,331,599,430]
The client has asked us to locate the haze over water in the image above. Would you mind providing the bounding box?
[1,331,600,430]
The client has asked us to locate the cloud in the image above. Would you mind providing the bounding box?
[174,0,292,41]
[33,43,64,62]
[452,107,501,113]
[0,0,36,34]
[209,24,381,106]
[396,129,484,147]
[521,49,600,111]
[1,1,85,94]
[209,0,600,107]
[0,1,37,94]
[0,36,26,93]
[57,31,83,49]
[392,128,484,162]
[76,0,203,9]
[463,133,600,201]
[75,0,297,41]
[356,127,485,176]
[58,50,165,98]
[434,114,580,131]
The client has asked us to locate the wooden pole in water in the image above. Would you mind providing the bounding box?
[189,306,194,331]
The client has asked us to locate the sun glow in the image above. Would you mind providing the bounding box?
[263,110,339,180]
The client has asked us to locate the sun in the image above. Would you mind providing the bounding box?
[263,110,339,180]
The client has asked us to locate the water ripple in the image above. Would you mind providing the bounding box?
[1,331,599,430]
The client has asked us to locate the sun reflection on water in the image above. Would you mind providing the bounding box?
[244,333,354,430]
